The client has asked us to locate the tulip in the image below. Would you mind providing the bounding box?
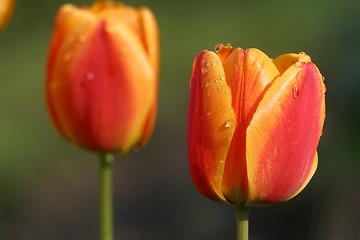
[46,1,159,154]
[46,2,159,240]
[0,0,15,30]
[188,44,326,206]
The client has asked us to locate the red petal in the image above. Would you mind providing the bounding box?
[246,61,325,204]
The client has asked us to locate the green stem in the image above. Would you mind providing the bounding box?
[236,206,249,240]
[99,153,114,240]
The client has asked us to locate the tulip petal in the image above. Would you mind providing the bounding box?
[286,151,318,201]
[47,4,98,146]
[273,52,311,74]
[0,0,14,30]
[188,51,235,203]
[137,7,159,146]
[246,61,325,204]
[104,18,155,152]
[221,48,280,204]
[138,7,159,75]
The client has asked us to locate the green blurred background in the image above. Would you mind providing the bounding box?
[1,0,359,239]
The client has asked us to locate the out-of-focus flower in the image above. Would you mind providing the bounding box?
[0,0,15,30]
[46,1,159,154]
[188,44,326,206]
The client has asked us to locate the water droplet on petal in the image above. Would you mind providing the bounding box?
[292,84,299,99]
[212,62,216,66]
[201,67,208,74]
[82,72,95,87]
[214,43,225,52]
[207,111,211,116]
[205,81,212,87]
[63,52,72,62]
[298,51,306,56]
[217,86,222,90]
[294,62,302,68]
[225,90,229,93]
[225,119,234,128]
[214,79,219,83]
[220,76,225,80]
[86,72,95,80]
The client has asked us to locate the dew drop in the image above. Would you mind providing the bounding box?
[205,81,212,87]
[225,119,234,128]
[207,111,211,116]
[294,62,302,68]
[298,51,306,56]
[87,72,95,80]
[206,90,211,96]
[201,67,208,74]
[220,76,225,80]
[82,72,95,87]
[214,43,224,52]
[217,86,222,90]
[212,62,216,66]
[225,90,229,93]
[214,79,219,83]
[292,84,299,99]
[62,52,72,62]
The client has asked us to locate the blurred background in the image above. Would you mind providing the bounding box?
[1,0,359,239]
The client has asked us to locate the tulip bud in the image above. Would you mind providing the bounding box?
[188,44,326,206]
[46,1,159,154]
[0,0,15,30]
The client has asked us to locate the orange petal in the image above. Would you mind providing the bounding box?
[221,48,280,204]
[138,7,159,75]
[273,52,311,74]
[188,51,235,203]
[0,0,15,30]
[137,7,159,146]
[246,60,325,204]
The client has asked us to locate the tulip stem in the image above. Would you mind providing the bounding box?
[99,152,114,240]
[236,206,249,240]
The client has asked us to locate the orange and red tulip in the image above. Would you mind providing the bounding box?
[46,1,159,154]
[0,0,15,30]
[188,44,326,206]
